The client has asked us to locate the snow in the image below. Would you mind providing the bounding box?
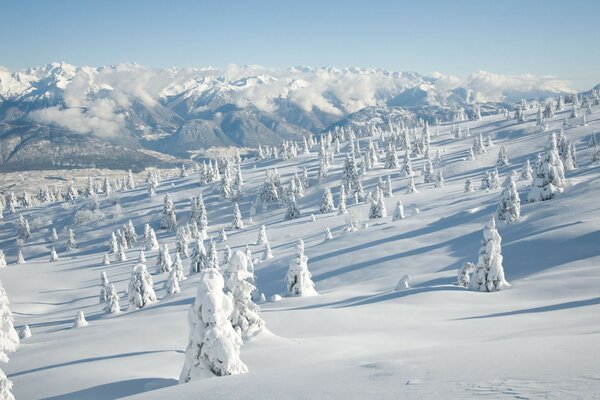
[0,101,600,399]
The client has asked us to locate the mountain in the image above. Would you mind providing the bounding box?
[0,63,572,170]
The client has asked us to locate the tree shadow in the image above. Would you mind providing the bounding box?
[10,350,183,378]
[41,377,178,400]
[456,296,600,320]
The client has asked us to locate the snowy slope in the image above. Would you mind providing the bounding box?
[1,102,600,399]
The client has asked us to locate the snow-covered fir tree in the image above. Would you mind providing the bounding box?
[262,243,274,260]
[128,264,157,310]
[435,170,444,188]
[171,252,186,282]
[384,143,399,169]
[406,176,418,194]
[392,200,405,221]
[457,262,475,288]
[337,186,348,215]
[256,225,268,245]
[320,187,335,214]
[284,193,301,220]
[401,152,414,177]
[138,249,146,263]
[16,214,31,241]
[464,179,474,193]
[520,159,533,181]
[207,240,219,270]
[324,227,333,242]
[0,252,6,269]
[224,250,265,340]
[66,228,76,250]
[497,176,521,224]
[73,310,89,328]
[179,268,248,382]
[496,146,509,167]
[230,203,244,230]
[116,243,127,262]
[469,217,508,292]
[156,244,172,274]
[104,284,120,314]
[160,194,178,232]
[369,187,387,219]
[102,253,110,266]
[527,133,566,202]
[422,159,434,183]
[49,247,58,262]
[285,240,318,296]
[190,239,208,274]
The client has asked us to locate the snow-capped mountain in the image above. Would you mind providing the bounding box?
[0,63,573,170]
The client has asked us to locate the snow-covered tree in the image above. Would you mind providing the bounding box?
[496,146,509,167]
[384,144,399,169]
[337,186,348,215]
[457,262,475,288]
[284,193,301,220]
[469,217,508,292]
[0,280,19,362]
[464,179,474,193]
[171,252,186,282]
[128,264,157,310]
[262,243,274,260]
[224,250,265,340]
[116,243,127,262]
[16,250,25,265]
[145,227,160,252]
[138,249,146,263]
[227,202,243,230]
[0,252,6,269]
[49,247,58,262]
[223,246,232,264]
[320,187,335,213]
[160,194,177,231]
[179,268,248,382]
[99,271,110,303]
[156,244,173,274]
[207,240,219,270]
[166,267,181,295]
[65,228,77,250]
[497,176,521,223]
[369,187,387,219]
[285,240,318,296]
[65,182,78,202]
[16,214,31,241]
[102,253,110,266]
[50,227,59,242]
[256,225,268,245]
[73,310,89,328]
[435,170,444,188]
[324,227,333,242]
[406,176,418,194]
[527,133,566,202]
[123,220,138,246]
[422,159,434,183]
[190,239,208,274]
[104,284,120,314]
[520,159,533,181]
[392,200,405,221]
[401,153,414,177]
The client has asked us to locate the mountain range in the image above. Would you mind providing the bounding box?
[0,63,573,171]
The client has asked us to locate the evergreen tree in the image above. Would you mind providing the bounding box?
[138,249,146,263]
[469,217,508,292]
[457,262,475,288]
[116,243,127,262]
[224,250,265,340]
[520,159,533,181]
[50,227,59,242]
[369,187,387,219]
[128,264,157,310]
[160,194,178,232]
[496,146,509,167]
[337,186,348,215]
[422,159,434,183]
[0,251,6,269]
[284,193,301,220]
[256,225,268,245]
[190,239,208,274]
[16,214,31,241]
[104,284,120,314]
[230,203,244,230]
[464,179,474,193]
[207,240,219,270]
[392,200,405,221]
[320,187,335,214]
[497,176,521,224]
[16,249,25,265]
[406,176,418,194]
[179,268,247,382]
[527,133,566,202]
[324,227,333,242]
[401,153,414,177]
[384,143,399,169]
[156,244,172,274]
[166,267,181,295]
[102,253,111,266]
[49,247,58,262]
[435,170,444,188]
[66,229,77,251]
[285,240,318,296]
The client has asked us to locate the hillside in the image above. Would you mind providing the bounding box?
[1,98,600,399]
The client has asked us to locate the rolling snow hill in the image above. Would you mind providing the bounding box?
[1,98,600,399]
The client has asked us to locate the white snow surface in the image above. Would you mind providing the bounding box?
[1,104,600,399]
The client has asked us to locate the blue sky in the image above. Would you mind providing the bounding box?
[1,0,599,88]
